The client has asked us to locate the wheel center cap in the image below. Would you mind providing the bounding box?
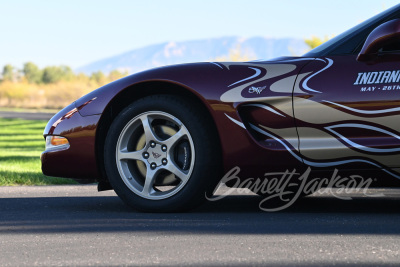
[146,144,166,166]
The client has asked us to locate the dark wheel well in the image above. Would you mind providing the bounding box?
[95,82,222,186]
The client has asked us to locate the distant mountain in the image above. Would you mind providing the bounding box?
[77,36,308,74]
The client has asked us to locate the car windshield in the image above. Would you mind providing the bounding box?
[304,4,400,57]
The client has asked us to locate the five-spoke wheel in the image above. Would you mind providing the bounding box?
[115,111,195,200]
[104,95,220,212]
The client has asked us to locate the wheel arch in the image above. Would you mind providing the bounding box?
[95,81,223,186]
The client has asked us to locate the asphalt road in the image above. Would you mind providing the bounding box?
[1,185,400,266]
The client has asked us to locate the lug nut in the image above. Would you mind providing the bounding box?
[150,141,156,148]
[150,163,157,169]
[161,145,167,152]
[162,158,168,165]
[143,152,149,159]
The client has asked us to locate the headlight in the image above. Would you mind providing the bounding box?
[45,136,70,152]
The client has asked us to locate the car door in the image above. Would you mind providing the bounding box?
[293,53,400,170]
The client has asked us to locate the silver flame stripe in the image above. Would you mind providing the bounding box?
[325,123,400,153]
[323,100,400,115]
[301,58,333,94]
[228,67,262,87]
[225,114,245,129]
[247,122,400,180]
[244,103,286,117]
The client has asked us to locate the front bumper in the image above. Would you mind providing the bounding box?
[41,103,101,179]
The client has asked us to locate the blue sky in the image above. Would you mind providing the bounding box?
[0,0,398,69]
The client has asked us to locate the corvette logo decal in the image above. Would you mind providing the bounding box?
[220,64,296,102]
[219,58,334,102]
[248,86,266,94]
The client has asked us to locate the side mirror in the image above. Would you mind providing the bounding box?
[357,18,400,62]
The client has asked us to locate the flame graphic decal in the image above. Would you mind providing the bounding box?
[220,58,400,179]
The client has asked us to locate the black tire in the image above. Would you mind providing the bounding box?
[104,94,221,212]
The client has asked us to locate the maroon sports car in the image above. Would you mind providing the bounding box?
[42,4,400,212]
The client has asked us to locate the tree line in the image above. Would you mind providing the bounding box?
[1,62,128,84]
[0,62,129,109]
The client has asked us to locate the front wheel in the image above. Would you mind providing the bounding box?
[104,95,221,212]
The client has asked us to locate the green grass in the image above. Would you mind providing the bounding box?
[0,118,78,185]
[0,107,59,113]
